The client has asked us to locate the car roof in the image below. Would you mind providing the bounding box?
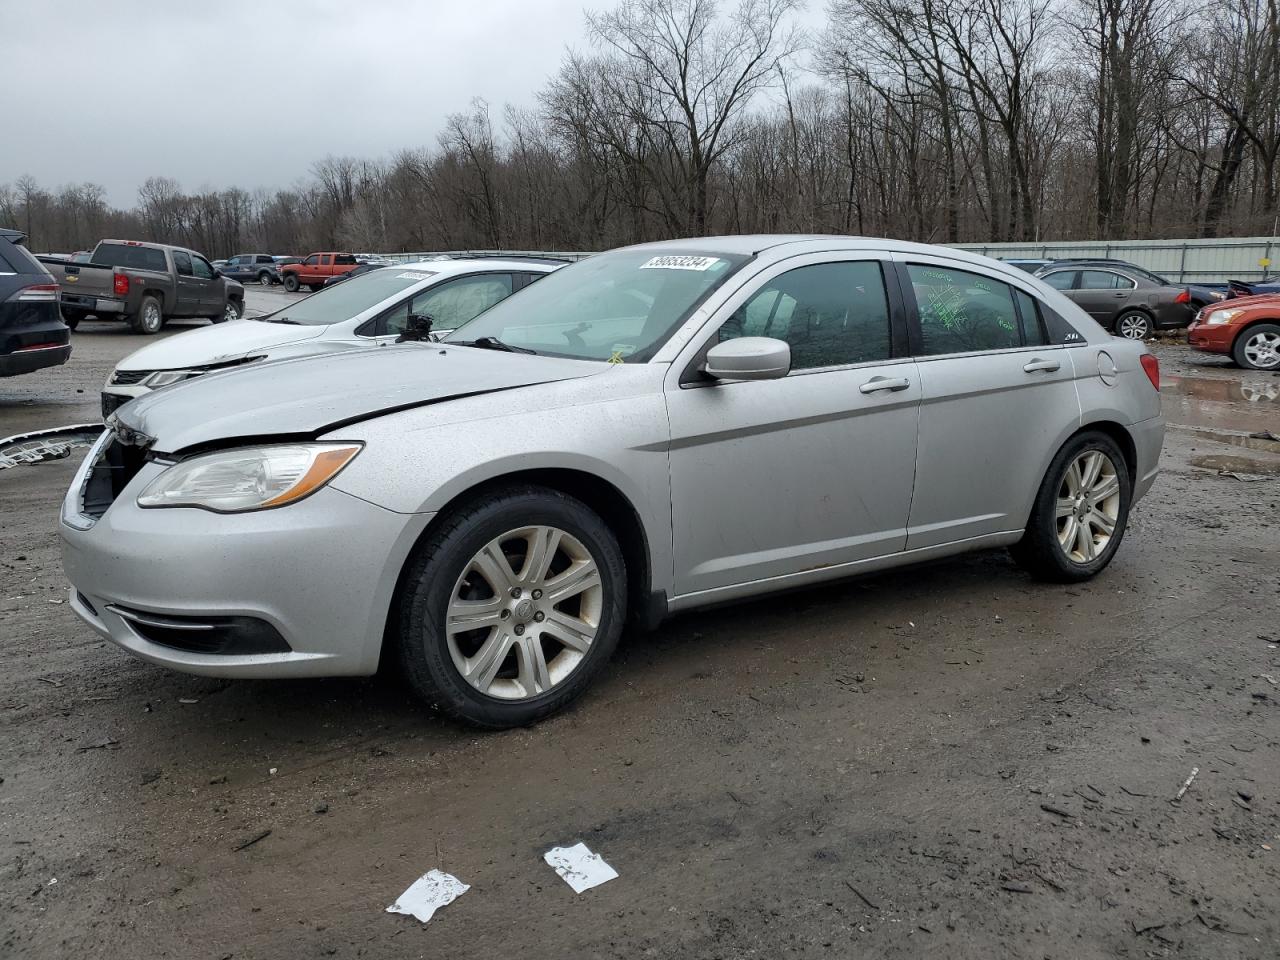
[395,258,561,276]
[0,226,25,242]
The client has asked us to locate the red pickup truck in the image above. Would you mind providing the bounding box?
[279,252,361,292]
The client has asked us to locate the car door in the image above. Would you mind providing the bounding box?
[299,254,321,283]
[1074,269,1134,328]
[664,253,921,598]
[171,250,204,316]
[188,253,220,313]
[893,255,1080,549]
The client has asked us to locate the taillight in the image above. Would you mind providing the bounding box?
[113,274,130,296]
[10,282,59,303]
[1140,354,1160,391]
[1175,289,1190,304]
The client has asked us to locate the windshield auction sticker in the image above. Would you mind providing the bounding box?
[396,271,437,280]
[639,255,722,271]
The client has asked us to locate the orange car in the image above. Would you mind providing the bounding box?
[1187,294,1280,370]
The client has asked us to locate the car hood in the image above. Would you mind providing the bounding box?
[1217,293,1280,311]
[115,319,329,371]
[112,343,607,454]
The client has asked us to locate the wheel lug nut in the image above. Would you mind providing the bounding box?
[514,624,525,635]
[532,589,542,600]
[500,609,510,619]
[510,587,521,599]
[534,611,545,622]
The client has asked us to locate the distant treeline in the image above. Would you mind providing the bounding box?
[3,0,1277,258]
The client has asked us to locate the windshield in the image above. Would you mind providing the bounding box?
[263,268,437,325]
[448,249,749,361]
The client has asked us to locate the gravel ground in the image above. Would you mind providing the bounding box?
[1,327,1278,959]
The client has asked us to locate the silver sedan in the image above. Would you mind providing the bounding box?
[60,236,1164,727]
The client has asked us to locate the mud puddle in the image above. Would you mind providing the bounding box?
[1163,373,1280,433]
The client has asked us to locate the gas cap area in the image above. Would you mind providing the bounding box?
[1097,350,1118,386]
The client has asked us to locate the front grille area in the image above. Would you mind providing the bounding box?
[100,391,128,419]
[81,436,147,520]
[107,605,291,655]
[110,369,150,385]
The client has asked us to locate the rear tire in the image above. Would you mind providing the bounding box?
[129,295,164,335]
[62,311,83,331]
[283,274,299,292]
[396,485,627,728]
[211,299,242,324]
[1232,323,1280,370]
[1114,310,1153,340]
[1010,430,1132,583]
[257,271,273,286]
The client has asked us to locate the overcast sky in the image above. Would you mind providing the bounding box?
[0,0,614,206]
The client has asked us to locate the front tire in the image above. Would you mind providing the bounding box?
[212,299,242,324]
[258,271,273,286]
[396,485,627,728]
[129,295,164,335]
[1114,311,1153,340]
[282,274,299,292]
[1011,431,1132,582]
[1233,323,1280,370]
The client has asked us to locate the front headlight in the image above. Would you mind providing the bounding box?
[1206,308,1243,325]
[136,443,361,512]
[142,369,197,388]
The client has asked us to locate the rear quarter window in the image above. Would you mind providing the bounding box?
[92,243,168,272]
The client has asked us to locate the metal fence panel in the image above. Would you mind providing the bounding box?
[951,237,1279,282]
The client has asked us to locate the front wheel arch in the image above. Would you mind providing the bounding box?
[381,468,656,667]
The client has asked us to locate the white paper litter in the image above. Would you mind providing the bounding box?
[386,870,469,923]
[543,842,618,893]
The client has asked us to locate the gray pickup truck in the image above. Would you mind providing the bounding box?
[40,240,245,335]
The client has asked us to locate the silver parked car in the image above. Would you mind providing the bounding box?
[60,236,1164,728]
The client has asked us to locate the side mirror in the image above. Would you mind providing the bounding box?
[213,269,223,278]
[396,313,436,343]
[703,337,790,381]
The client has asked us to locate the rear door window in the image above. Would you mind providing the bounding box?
[1079,270,1133,290]
[906,264,1022,355]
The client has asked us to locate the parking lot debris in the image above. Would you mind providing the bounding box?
[1217,469,1272,482]
[1000,881,1032,894]
[1039,802,1076,820]
[1173,767,1200,802]
[543,842,618,893]
[843,879,880,909]
[178,697,200,704]
[234,829,271,852]
[386,870,469,923]
[1248,430,1279,441]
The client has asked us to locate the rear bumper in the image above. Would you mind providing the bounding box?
[1152,302,1195,329]
[1187,320,1234,354]
[0,342,72,377]
[59,293,125,314]
[1130,414,1164,503]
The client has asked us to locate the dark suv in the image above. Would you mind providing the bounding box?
[0,227,71,377]
[222,254,281,285]
[1035,261,1193,339]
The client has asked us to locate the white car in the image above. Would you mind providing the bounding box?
[100,259,560,417]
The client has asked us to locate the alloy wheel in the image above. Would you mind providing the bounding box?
[223,302,239,322]
[1056,450,1121,563]
[1243,331,1280,369]
[142,302,162,333]
[445,525,604,701]
[260,273,272,286]
[1117,314,1150,340]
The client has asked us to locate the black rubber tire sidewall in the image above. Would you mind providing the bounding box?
[396,485,627,728]
[258,272,272,285]
[129,296,163,335]
[62,312,82,331]
[283,274,299,292]
[1010,430,1133,583]
[1233,323,1280,370]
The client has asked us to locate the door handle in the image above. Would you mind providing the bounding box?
[859,376,911,394]
[1023,358,1061,373]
